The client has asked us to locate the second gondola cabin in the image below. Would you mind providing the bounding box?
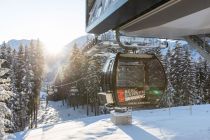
[100,53,167,108]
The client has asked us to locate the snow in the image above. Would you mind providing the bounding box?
[39,92,47,100]
[12,103,210,140]
[37,100,94,127]
[0,90,11,102]
[0,68,10,77]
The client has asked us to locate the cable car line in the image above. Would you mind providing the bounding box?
[48,73,99,89]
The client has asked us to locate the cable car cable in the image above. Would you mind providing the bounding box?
[48,73,100,89]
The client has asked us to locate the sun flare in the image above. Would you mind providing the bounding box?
[43,41,64,55]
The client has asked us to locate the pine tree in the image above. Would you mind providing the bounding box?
[30,40,44,128]
[161,48,175,107]
[169,44,186,106]
[0,42,7,60]
[10,50,17,92]
[0,102,11,139]
[0,39,44,132]
[6,45,12,66]
[76,52,89,107]
[204,65,210,103]
[9,49,19,132]
[182,47,197,105]
[28,41,36,128]
[68,44,82,82]
[22,46,34,129]
[85,56,102,115]
[15,44,28,130]
[63,44,85,108]
[0,57,13,138]
[195,57,208,104]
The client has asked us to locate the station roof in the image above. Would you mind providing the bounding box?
[86,0,210,39]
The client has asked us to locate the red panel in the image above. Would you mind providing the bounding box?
[117,89,125,103]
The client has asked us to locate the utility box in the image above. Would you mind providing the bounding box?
[110,110,132,125]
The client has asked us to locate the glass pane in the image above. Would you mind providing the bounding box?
[117,60,144,88]
[148,59,165,88]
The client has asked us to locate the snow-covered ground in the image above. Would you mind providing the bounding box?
[39,92,47,101]
[37,100,94,127]
[12,103,210,140]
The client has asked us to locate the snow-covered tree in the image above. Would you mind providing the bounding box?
[0,102,11,139]
[11,44,29,131]
[204,66,210,103]
[195,57,208,104]
[169,44,186,105]
[182,47,197,105]
[0,58,13,138]
[0,42,7,60]
[9,49,19,132]
[0,40,44,132]
[85,56,101,115]
[23,46,34,126]
[29,40,44,128]
[161,48,174,107]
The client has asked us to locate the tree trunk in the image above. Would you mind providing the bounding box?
[87,93,89,116]
[91,104,93,112]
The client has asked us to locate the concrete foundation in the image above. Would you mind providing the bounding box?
[110,110,132,125]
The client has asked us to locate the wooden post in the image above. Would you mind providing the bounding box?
[189,96,192,115]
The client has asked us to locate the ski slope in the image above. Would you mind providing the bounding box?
[37,100,94,127]
[12,103,210,140]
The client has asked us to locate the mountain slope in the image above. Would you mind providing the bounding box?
[6,39,31,50]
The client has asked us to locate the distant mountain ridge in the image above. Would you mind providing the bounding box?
[6,39,31,50]
[59,35,94,64]
[65,35,94,49]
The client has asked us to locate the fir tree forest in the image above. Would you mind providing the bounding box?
[0,40,44,137]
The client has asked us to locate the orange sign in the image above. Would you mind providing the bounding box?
[117,89,125,103]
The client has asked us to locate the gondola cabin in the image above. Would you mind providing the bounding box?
[100,53,167,108]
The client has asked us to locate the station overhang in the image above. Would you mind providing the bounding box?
[86,0,210,39]
[86,0,169,34]
[120,0,210,39]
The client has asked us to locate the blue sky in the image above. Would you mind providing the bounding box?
[0,0,86,53]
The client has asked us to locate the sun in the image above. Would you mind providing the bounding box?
[43,41,64,56]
